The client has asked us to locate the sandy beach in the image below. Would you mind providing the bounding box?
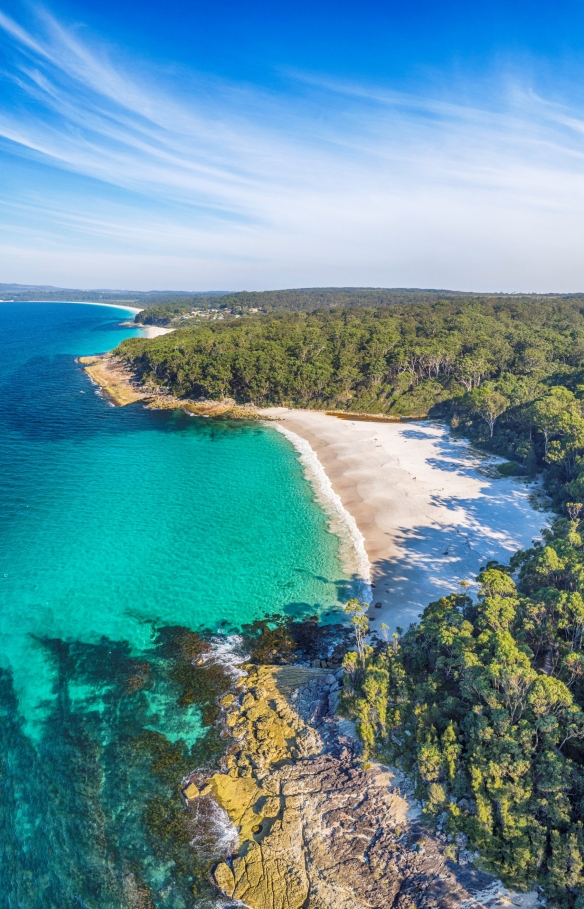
[69,302,173,338]
[138,324,173,338]
[261,408,550,635]
[70,301,143,314]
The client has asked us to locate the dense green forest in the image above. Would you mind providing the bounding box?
[117,294,584,432]
[132,287,455,325]
[117,292,584,509]
[341,541,584,904]
[117,293,584,902]
[133,287,584,325]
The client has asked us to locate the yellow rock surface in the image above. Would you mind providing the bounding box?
[209,773,263,843]
[211,664,325,909]
[79,356,148,406]
[182,782,199,800]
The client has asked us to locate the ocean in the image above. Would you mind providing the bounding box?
[0,303,349,908]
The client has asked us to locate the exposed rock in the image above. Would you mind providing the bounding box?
[79,354,261,418]
[203,663,541,909]
[79,356,149,406]
[182,782,200,801]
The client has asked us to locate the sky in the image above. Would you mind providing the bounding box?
[2,1,584,291]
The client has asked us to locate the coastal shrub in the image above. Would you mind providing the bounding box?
[496,461,525,476]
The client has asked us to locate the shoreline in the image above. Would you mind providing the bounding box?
[75,346,550,634]
[138,324,173,338]
[10,300,173,339]
[56,301,144,314]
[274,422,372,599]
[119,320,174,338]
[198,634,540,909]
[66,301,174,338]
[71,352,548,907]
[79,355,150,406]
[259,407,550,634]
[78,354,262,418]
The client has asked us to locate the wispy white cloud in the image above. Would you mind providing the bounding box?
[2,6,584,289]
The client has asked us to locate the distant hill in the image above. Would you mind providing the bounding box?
[5,284,584,326]
[131,286,584,325]
[0,284,226,306]
[0,283,65,293]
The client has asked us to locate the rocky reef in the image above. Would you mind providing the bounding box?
[186,662,535,909]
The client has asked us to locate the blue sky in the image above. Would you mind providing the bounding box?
[2,1,584,291]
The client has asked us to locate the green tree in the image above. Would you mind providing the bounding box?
[344,599,370,667]
[469,384,510,437]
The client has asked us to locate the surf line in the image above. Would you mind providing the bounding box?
[272,423,372,603]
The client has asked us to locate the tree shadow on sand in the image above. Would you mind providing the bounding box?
[365,496,547,636]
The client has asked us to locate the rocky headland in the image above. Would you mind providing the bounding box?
[185,659,538,909]
[78,354,261,418]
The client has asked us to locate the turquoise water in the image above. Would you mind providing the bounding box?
[0,303,348,908]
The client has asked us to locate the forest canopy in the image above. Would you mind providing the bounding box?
[133,287,584,325]
[117,293,584,902]
[117,294,584,418]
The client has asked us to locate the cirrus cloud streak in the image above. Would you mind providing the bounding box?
[1,7,584,290]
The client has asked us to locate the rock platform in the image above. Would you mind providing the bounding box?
[79,354,261,418]
[192,663,535,909]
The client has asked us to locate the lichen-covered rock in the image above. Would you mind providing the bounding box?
[210,663,504,909]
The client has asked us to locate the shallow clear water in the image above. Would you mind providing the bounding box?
[0,303,348,908]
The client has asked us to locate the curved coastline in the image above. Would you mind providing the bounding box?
[273,422,372,600]
[25,300,172,339]
[260,407,551,633]
[70,301,143,314]
[65,301,173,338]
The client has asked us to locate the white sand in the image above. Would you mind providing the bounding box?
[68,301,143,314]
[261,409,551,635]
[139,324,174,338]
[64,301,172,339]
[66,302,174,337]
[27,301,176,339]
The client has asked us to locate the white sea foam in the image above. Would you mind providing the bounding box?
[209,800,240,856]
[273,423,372,602]
[198,634,249,679]
[186,795,239,891]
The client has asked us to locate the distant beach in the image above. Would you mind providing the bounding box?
[261,408,550,634]
[67,301,143,314]
[135,323,173,338]
[66,301,174,338]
